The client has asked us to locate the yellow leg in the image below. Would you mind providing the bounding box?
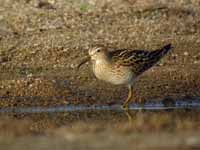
[123,85,133,109]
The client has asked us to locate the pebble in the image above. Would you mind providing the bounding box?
[27,73,33,78]
[183,52,189,56]
[70,64,76,69]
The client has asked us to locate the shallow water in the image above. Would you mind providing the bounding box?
[0,98,199,114]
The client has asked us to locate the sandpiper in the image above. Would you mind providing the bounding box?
[77,44,172,109]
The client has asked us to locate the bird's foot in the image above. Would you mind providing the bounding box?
[123,100,132,110]
[122,103,129,110]
[122,96,145,110]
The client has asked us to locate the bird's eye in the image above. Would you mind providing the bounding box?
[97,49,101,52]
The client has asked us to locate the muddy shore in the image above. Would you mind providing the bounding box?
[0,0,200,149]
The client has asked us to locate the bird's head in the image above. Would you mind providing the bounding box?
[88,47,108,61]
[77,46,109,70]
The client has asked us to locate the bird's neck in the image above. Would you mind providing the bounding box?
[94,56,111,66]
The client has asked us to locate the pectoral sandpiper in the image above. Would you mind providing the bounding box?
[77,44,172,109]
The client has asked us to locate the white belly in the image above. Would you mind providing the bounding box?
[93,61,135,85]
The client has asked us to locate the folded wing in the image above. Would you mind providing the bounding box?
[111,44,172,75]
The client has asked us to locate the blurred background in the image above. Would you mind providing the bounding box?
[0,0,200,149]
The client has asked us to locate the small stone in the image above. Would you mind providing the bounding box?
[194,61,200,64]
[27,73,33,78]
[0,15,3,20]
[70,64,76,69]
[183,52,189,56]
[28,84,33,88]
[48,0,56,5]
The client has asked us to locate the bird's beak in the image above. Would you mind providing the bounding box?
[77,56,90,70]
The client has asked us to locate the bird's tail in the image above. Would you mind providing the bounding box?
[149,44,172,61]
[135,44,172,75]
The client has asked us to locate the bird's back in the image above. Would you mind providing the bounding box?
[111,44,172,75]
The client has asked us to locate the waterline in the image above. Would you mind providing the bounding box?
[0,99,199,114]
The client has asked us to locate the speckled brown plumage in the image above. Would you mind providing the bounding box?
[78,44,172,109]
[111,44,172,75]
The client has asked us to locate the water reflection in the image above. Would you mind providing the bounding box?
[0,99,199,114]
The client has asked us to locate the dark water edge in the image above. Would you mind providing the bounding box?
[0,98,199,114]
